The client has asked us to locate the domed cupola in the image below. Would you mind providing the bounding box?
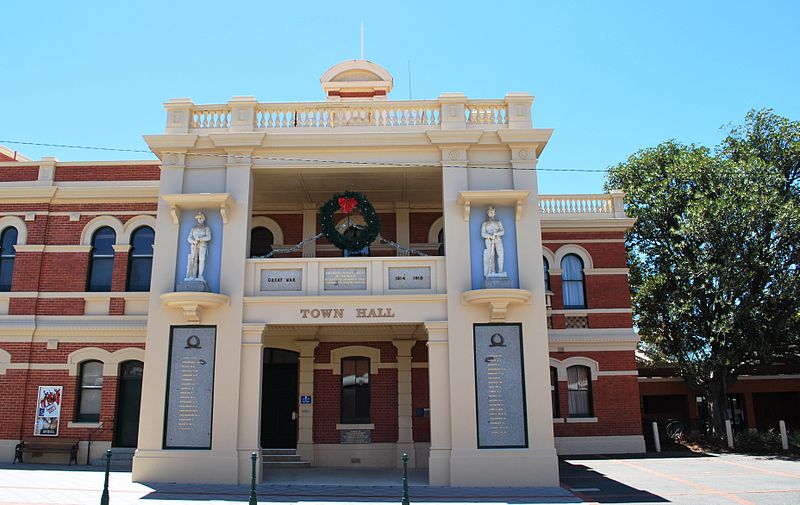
[320,60,393,101]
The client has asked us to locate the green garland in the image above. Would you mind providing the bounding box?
[319,191,381,252]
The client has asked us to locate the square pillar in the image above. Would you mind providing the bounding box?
[302,203,317,258]
[395,202,410,256]
[394,339,415,467]
[424,322,451,485]
[296,340,319,463]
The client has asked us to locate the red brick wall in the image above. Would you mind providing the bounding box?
[409,212,442,244]
[551,351,641,437]
[0,166,39,181]
[553,375,642,436]
[412,368,430,442]
[0,342,144,443]
[312,342,399,444]
[54,164,160,182]
[39,253,90,292]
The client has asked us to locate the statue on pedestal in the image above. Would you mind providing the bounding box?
[181,212,211,291]
[481,206,512,289]
[481,206,505,277]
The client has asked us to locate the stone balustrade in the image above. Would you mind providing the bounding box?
[164,93,534,134]
[539,190,627,218]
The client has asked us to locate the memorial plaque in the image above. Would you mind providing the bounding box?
[340,429,372,444]
[260,268,302,291]
[473,323,528,448]
[388,267,432,290]
[164,326,216,449]
[323,268,367,290]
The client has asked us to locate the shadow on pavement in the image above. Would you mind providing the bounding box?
[137,483,579,503]
[565,450,715,461]
[559,459,668,504]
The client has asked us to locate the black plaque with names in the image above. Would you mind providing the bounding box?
[473,323,528,449]
[164,326,216,450]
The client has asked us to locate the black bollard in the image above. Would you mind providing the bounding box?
[249,451,258,505]
[401,452,410,505]
[100,449,111,505]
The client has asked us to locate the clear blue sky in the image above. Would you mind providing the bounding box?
[2,1,798,194]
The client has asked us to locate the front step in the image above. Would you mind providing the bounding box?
[90,447,135,467]
[261,448,310,468]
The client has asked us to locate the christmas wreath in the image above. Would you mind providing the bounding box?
[319,191,381,252]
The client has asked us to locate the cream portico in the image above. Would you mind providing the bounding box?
[131,59,562,486]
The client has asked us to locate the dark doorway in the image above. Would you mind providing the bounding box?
[114,360,143,447]
[261,348,299,448]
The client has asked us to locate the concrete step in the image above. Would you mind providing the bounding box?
[262,460,311,468]
[261,448,310,468]
[263,454,303,462]
[262,448,296,455]
[90,447,135,466]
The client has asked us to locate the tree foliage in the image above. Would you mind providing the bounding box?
[606,110,800,434]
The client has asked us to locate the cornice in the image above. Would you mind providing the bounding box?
[426,130,484,145]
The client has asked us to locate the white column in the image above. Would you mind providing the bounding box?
[302,203,317,258]
[394,339,415,467]
[424,322,451,485]
[237,327,263,482]
[296,340,319,463]
[221,151,256,484]
[395,202,410,256]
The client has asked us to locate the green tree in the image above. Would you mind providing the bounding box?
[606,110,800,437]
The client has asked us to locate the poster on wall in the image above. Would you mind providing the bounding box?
[164,326,216,449]
[34,386,63,436]
[473,323,528,448]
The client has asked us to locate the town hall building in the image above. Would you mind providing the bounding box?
[0,60,644,487]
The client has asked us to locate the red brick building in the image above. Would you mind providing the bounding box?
[0,59,645,486]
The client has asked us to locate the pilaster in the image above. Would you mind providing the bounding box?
[395,202,410,256]
[393,339,415,467]
[296,340,319,463]
[302,203,317,258]
[424,322,451,485]
[237,326,263,482]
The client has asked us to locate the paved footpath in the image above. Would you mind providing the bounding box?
[0,453,798,504]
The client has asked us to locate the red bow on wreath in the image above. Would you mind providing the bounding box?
[338,197,357,214]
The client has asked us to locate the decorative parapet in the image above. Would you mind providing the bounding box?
[163,93,535,134]
[539,190,629,220]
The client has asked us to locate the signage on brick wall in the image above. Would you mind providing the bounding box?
[473,323,528,448]
[34,386,62,436]
[164,326,216,450]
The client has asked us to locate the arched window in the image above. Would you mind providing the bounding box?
[567,365,592,417]
[87,227,116,291]
[437,229,445,256]
[561,254,586,309]
[550,366,560,418]
[249,226,274,258]
[0,227,18,291]
[127,226,154,291]
[341,357,370,423]
[543,257,551,292]
[76,360,104,422]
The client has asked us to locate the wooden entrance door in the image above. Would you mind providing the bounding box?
[261,349,298,448]
[114,360,143,447]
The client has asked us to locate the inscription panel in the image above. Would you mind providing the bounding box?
[260,268,302,291]
[164,326,216,449]
[388,267,432,290]
[473,323,528,449]
[323,268,367,291]
[340,429,372,444]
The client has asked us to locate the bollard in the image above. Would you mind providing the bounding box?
[249,451,258,505]
[725,419,734,448]
[100,449,111,505]
[401,452,410,505]
[651,422,661,453]
[779,420,789,450]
